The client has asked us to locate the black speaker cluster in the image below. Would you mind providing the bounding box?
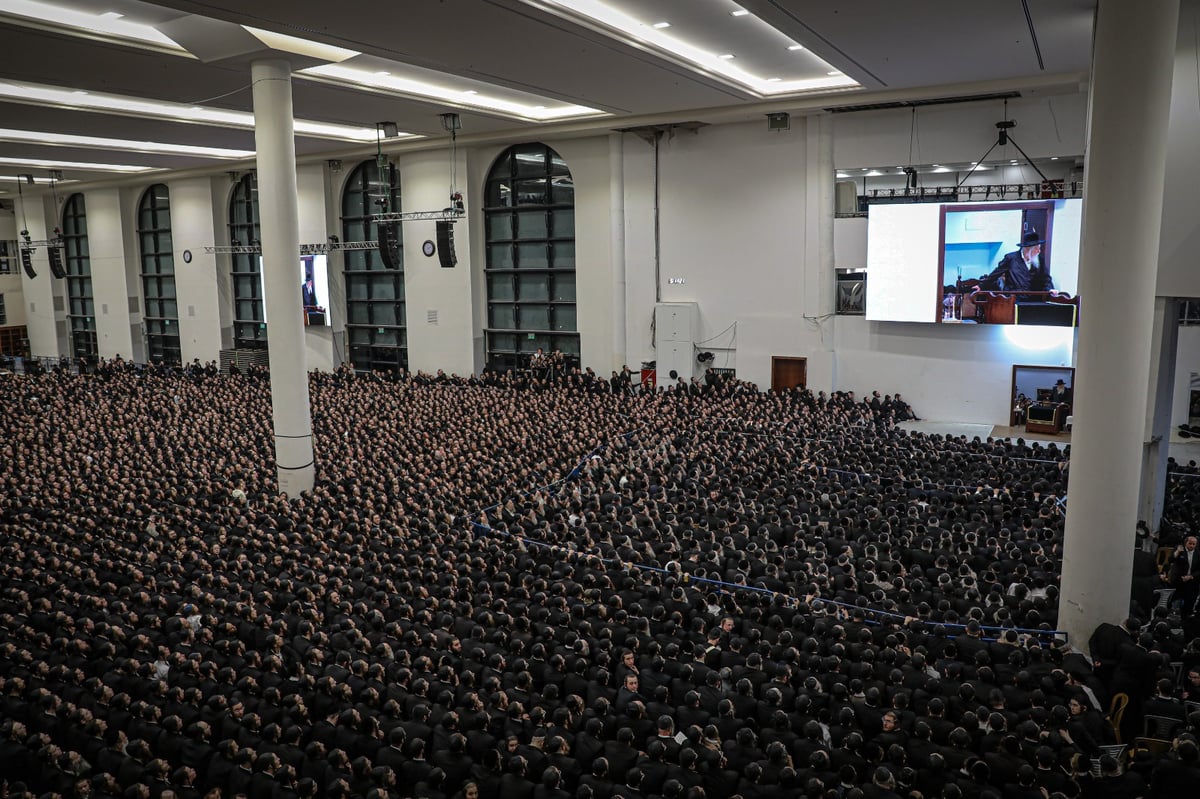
[48,246,66,279]
[377,224,400,270]
[436,221,457,268]
[20,248,35,279]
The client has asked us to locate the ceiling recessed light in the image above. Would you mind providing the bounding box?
[1010,159,1018,164]
[765,77,780,83]
[718,53,736,60]
[99,11,123,19]
[788,44,804,51]
[652,21,671,29]
[374,71,390,77]
[730,9,750,16]
[971,162,978,166]
[827,70,843,76]
[1050,156,1059,160]
[462,89,478,95]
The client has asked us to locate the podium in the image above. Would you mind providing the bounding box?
[1026,403,1065,434]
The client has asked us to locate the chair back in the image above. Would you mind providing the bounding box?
[1143,714,1184,740]
[1109,692,1130,743]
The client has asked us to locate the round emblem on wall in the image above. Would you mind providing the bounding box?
[182,249,193,264]
[422,240,436,257]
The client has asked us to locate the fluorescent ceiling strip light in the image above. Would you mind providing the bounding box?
[0,1,595,124]
[0,127,254,159]
[541,0,857,95]
[0,0,184,50]
[0,174,74,184]
[301,64,605,121]
[0,156,155,173]
[0,80,392,142]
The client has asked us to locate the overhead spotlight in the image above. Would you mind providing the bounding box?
[439,112,461,132]
[327,159,342,173]
[328,235,340,244]
[48,170,63,181]
[377,121,399,138]
[20,174,34,185]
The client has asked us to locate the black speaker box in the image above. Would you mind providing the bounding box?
[377,224,400,270]
[48,246,66,279]
[436,221,457,268]
[20,248,36,279]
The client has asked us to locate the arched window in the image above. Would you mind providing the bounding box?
[137,184,180,365]
[483,143,577,372]
[229,172,265,349]
[341,160,405,372]
[61,193,97,360]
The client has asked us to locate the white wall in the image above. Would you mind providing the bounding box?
[833,93,1088,168]
[297,163,334,372]
[0,209,23,330]
[168,178,223,363]
[401,148,475,376]
[641,119,813,386]
[17,196,60,357]
[834,318,1076,423]
[85,189,135,359]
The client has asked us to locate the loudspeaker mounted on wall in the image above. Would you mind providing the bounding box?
[47,246,66,279]
[20,248,36,279]
[377,224,401,270]
[436,221,457,268]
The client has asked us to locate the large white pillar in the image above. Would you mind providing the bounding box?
[251,58,315,496]
[1058,0,1179,647]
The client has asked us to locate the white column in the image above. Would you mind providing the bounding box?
[1058,0,1179,647]
[1139,297,1180,535]
[251,58,314,496]
[805,113,836,320]
[610,132,627,373]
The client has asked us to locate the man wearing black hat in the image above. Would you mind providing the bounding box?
[980,230,1054,293]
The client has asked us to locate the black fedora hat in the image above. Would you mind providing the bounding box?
[1017,230,1044,247]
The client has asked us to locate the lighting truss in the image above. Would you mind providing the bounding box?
[370,208,465,223]
[202,240,381,255]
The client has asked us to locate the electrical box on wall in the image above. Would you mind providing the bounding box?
[654,302,699,383]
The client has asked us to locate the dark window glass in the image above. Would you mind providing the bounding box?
[484,144,577,371]
[342,159,405,373]
[61,194,98,360]
[228,173,265,349]
[138,184,181,365]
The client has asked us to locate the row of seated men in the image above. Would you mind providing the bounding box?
[0,364,1197,799]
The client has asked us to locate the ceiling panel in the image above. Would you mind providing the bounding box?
[0,0,1096,188]
[743,0,1095,89]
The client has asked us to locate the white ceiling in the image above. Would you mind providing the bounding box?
[0,0,1096,190]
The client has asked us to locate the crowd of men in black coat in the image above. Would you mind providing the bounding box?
[1,361,1200,799]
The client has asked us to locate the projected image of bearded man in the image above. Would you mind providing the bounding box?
[981,230,1054,293]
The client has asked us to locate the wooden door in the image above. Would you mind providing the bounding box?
[771,356,807,391]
